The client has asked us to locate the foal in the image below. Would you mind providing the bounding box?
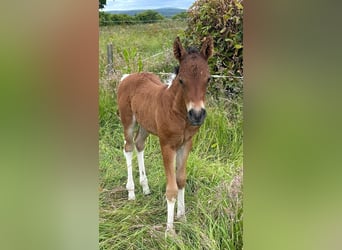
[117,36,213,233]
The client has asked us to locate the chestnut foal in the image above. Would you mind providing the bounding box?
[117,36,213,233]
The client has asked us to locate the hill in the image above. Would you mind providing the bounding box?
[104,7,186,18]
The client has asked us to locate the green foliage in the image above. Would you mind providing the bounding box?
[120,47,143,73]
[99,12,135,26]
[185,0,243,99]
[99,11,111,26]
[171,11,188,20]
[99,0,106,9]
[135,10,164,23]
[99,21,185,79]
[110,14,135,25]
[99,10,164,26]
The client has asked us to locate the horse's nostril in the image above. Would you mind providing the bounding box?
[201,108,206,118]
[188,109,194,117]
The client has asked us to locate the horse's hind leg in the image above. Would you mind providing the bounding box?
[135,126,151,195]
[121,113,136,200]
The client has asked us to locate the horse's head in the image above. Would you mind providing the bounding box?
[173,36,213,126]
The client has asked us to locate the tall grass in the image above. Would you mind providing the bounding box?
[99,20,186,79]
[99,21,243,249]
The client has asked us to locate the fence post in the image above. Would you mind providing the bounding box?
[106,43,114,75]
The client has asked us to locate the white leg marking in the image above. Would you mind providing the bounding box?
[176,188,185,219]
[124,150,135,200]
[166,198,176,232]
[137,150,151,195]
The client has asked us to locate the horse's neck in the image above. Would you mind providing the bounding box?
[162,79,187,117]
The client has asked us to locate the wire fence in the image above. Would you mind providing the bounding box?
[100,18,188,25]
[103,45,243,81]
[157,72,243,80]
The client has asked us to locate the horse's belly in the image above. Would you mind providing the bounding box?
[134,111,158,135]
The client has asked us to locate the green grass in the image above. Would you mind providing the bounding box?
[99,20,186,78]
[99,21,243,249]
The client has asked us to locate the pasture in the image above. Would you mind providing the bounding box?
[99,20,243,249]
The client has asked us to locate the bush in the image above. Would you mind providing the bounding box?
[110,14,135,25]
[135,10,164,23]
[99,10,164,26]
[99,11,111,26]
[185,0,243,99]
[172,11,188,20]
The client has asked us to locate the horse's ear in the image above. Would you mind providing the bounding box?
[200,36,214,60]
[173,36,186,61]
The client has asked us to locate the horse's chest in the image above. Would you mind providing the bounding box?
[183,126,199,142]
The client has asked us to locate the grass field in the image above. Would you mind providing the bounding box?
[99,20,243,249]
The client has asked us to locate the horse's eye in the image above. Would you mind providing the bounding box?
[179,78,184,85]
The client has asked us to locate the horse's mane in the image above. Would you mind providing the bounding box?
[174,65,179,75]
[186,47,199,54]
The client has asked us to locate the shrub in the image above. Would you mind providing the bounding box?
[135,10,164,23]
[99,11,111,26]
[185,0,243,99]
[172,11,188,20]
[99,10,165,26]
[110,14,135,25]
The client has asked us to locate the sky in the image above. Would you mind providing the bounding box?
[103,0,195,11]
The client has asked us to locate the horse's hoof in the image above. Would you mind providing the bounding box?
[165,228,177,238]
[176,214,187,222]
[143,188,151,195]
[128,191,135,200]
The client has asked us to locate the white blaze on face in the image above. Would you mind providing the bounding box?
[186,101,205,112]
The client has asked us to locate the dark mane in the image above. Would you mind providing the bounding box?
[174,65,179,75]
[186,47,199,54]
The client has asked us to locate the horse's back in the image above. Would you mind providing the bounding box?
[119,72,163,89]
[118,72,164,97]
[117,73,165,132]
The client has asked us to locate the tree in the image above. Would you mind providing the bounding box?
[99,0,106,9]
[172,11,188,20]
[135,10,164,23]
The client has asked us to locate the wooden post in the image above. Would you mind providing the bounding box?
[106,43,114,75]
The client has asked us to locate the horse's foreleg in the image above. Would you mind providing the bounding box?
[176,140,192,220]
[160,144,177,234]
[123,116,136,200]
[124,149,135,200]
[135,127,151,195]
[137,150,151,195]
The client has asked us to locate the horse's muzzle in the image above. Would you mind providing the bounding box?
[187,108,206,126]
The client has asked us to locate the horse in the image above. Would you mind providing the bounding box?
[117,36,213,234]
